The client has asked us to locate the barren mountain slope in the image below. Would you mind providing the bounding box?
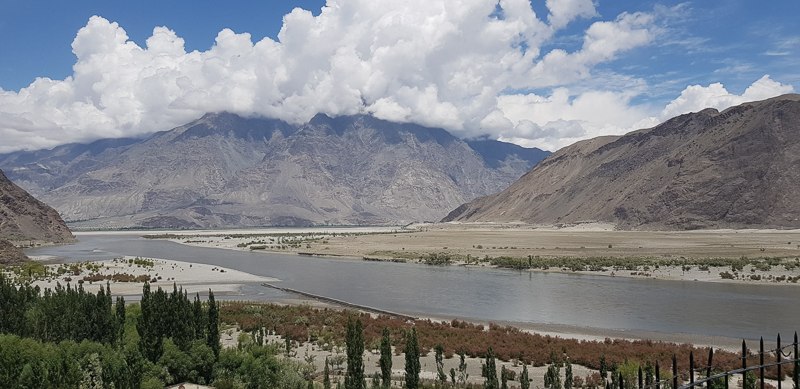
[0,239,29,264]
[0,169,75,242]
[444,94,800,230]
[2,113,548,228]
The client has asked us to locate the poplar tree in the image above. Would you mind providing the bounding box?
[483,347,499,389]
[521,364,531,389]
[207,289,220,360]
[435,344,447,387]
[380,327,392,388]
[115,296,126,346]
[404,327,420,389]
[345,317,365,389]
[138,282,163,362]
[565,358,573,389]
[192,292,205,340]
[324,357,332,389]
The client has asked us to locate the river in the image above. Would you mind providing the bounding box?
[24,232,799,341]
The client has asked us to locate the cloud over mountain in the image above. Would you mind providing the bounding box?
[0,0,794,153]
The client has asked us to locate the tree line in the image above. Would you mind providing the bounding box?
[0,275,312,388]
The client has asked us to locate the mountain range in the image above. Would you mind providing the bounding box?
[0,113,549,228]
[444,94,800,230]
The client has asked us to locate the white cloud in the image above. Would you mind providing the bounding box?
[659,75,795,120]
[496,87,660,151]
[2,2,791,155]
[492,75,794,151]
[0,0,662,153]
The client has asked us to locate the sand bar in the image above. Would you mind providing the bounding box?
[25,256,278,297]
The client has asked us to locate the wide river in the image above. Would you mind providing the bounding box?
[25,232,799,341]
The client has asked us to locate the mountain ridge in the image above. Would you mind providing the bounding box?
[1,113,549,228]
[443,94,800,230]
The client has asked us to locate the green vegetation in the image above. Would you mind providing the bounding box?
[345,317,365,389]
[0,276,316,388]
[380,327,392,388]
[405,327,421,389]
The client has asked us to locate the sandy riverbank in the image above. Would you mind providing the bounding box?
[24,256,278,296]
[154,223,800,285]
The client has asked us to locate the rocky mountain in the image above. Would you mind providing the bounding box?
[0,239,29,264]
[0,113,549,228]
[444,94,800,230]
[0,169,75,243]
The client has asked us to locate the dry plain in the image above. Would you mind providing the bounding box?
[161,222,800,284]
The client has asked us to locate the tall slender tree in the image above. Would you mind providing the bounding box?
[565,358,573,389]
[345,316,365,389]
[207,289,220,360]
[404,327,420,389]
[380,327,392,388]
[483,347,499,389]
[520,364,531,389]
[138,282,163,362]
[434,343,447,387]
[193,292,205,340]
[115,296,126,346]
[324,357,332,389]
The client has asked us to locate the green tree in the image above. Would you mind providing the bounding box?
[501,366,509,389]
[565,358,573,389]
[545,364,562,389]
[457,351,469,386]
[435,343,447,386]
[139,282,163,362]
[115,296,126,346]
[520,364,531,389]
[708,372,728,389]
[744,371,757,389]
[380,327,392,388]
[207,290,220,360]
[372,372,382,388]
[404,327,420,389]
[345,317,365,389]
[80,353,104,389]
[599,355,608,383]
[644,361,655,387]
[324,357,332,389]
[192,293,205,340]
[483,347,499,389]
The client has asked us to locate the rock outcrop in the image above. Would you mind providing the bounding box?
[0,169,75,242]
[0,239,29,264]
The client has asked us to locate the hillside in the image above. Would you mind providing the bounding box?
[0,169,75,243]
[444,94,800,230]
[1,113,548,228]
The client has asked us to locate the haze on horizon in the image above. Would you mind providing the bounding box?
[0,0,797,154]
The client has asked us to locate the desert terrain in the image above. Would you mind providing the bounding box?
[155,222,800,285]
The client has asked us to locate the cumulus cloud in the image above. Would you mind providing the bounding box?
[495,87,660,150]
[0,0,661,153]
[659,75,795,120]
[0,1,793,154]
[492,75,794,151]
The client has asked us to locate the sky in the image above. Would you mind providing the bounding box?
[0,0,798,153]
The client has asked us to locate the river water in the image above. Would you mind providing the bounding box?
[25,232,800,341]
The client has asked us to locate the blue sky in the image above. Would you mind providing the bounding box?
[0,0,797,152]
